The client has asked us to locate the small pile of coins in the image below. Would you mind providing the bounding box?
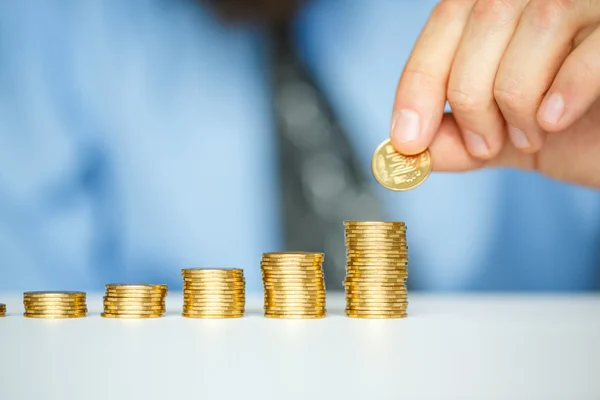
[102,284,168,319]
[261,252,326,319]
[344,221,408,318]
[23,291,87,319]
[0,303,6,317]
[182,268,245,318]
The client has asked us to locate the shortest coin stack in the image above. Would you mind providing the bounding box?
[261,252,326,319]
[0,303,6,317]
[182,269,245,318]
[23,291,87,319]
[102,284,168,319]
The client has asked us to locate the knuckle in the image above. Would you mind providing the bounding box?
[430,0,473,21]
[447,86,487,113]
[493,84,532,113]
[525,0,572,30]
[570,57,597,86]
[471,0,523,26]
[403,67,439,89]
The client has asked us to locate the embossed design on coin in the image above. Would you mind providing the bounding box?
[371,139,431,191]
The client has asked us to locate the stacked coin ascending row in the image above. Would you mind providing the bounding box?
[23,291,87,319]
[0,303,6,317]
[344,221,408,318]
[261,252,326,319]
[182,269,245,318]
[102,284,168,319]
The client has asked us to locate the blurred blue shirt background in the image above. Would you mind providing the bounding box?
[0,0,599,293]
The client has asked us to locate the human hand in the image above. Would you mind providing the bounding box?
[390,0,600,188]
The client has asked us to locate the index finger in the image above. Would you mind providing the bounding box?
[390,0,474,155]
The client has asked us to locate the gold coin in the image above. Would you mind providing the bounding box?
[347,252,408,256]
[345,308,408,314]
[101,313,162,319]
[260,266,323,272]
[347,247,408,252]
[346,298,408,304]
[182,268,243,273]
[106,283,167,289]
[182,284,244,289]
[24,313,86,319]
[24,299,87,304]
[182,277,245,282]
[346,290,407,296]
[265,292,325,297]
[182,274,244,278]
[104,303,165,310]
[347,261,409,267]
[346,288,407,294]
[264,307,326,313]
[345,231,406,237]
[104,287,165,294]
[102,309,164,315]
[264,313,325,319]
[371,138,431,191]
[265,298,325,303]
[346,299,408,306]
[345,273,408,279]
[24,293,85,300]
[345,313,407,319]
[346,265,408,270]
[265,292,326,298]
[182,286,245,291]
[261,269,323,274]
[262,275,324,281]
[345,277,407,283]
[183,308,244,314]
[104,292,165,299]
[344,220,406,226]
[24,301,88,307]
[345,232,406,236]
[182,291,245,296]
[182,313,243,319]
[25,306,87,312]
[103,297,164,303]
[345,231,406,235]
[262,251,323,257]
[265,299,326,305]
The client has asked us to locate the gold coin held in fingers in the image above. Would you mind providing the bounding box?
[372,138,431,191]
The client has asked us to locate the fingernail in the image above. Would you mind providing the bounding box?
[539,92,565,125]
[508,126,530,149]
[464,132,490,158]
[392,109,421,143]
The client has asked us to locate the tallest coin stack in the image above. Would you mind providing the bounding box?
[343,221,408,318]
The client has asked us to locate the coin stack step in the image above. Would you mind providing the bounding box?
[23,291,87,319]
[344,221,409,318]
[182,268,245,318]
[102,284,168,319]
[261,252,326,319]
[0,303,6,317]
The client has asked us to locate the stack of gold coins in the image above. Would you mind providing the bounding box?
[102,284,167,319]
[261,252,326,319]
[23,291,87,319]
[344,221,408,318]
[0,303,5,317]
[182,268,245,318]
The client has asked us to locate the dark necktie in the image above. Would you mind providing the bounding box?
[270,25,387,291]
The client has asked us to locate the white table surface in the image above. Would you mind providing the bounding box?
[0,293,598,400]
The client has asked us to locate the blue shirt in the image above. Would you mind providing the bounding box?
[0,0,598,292]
